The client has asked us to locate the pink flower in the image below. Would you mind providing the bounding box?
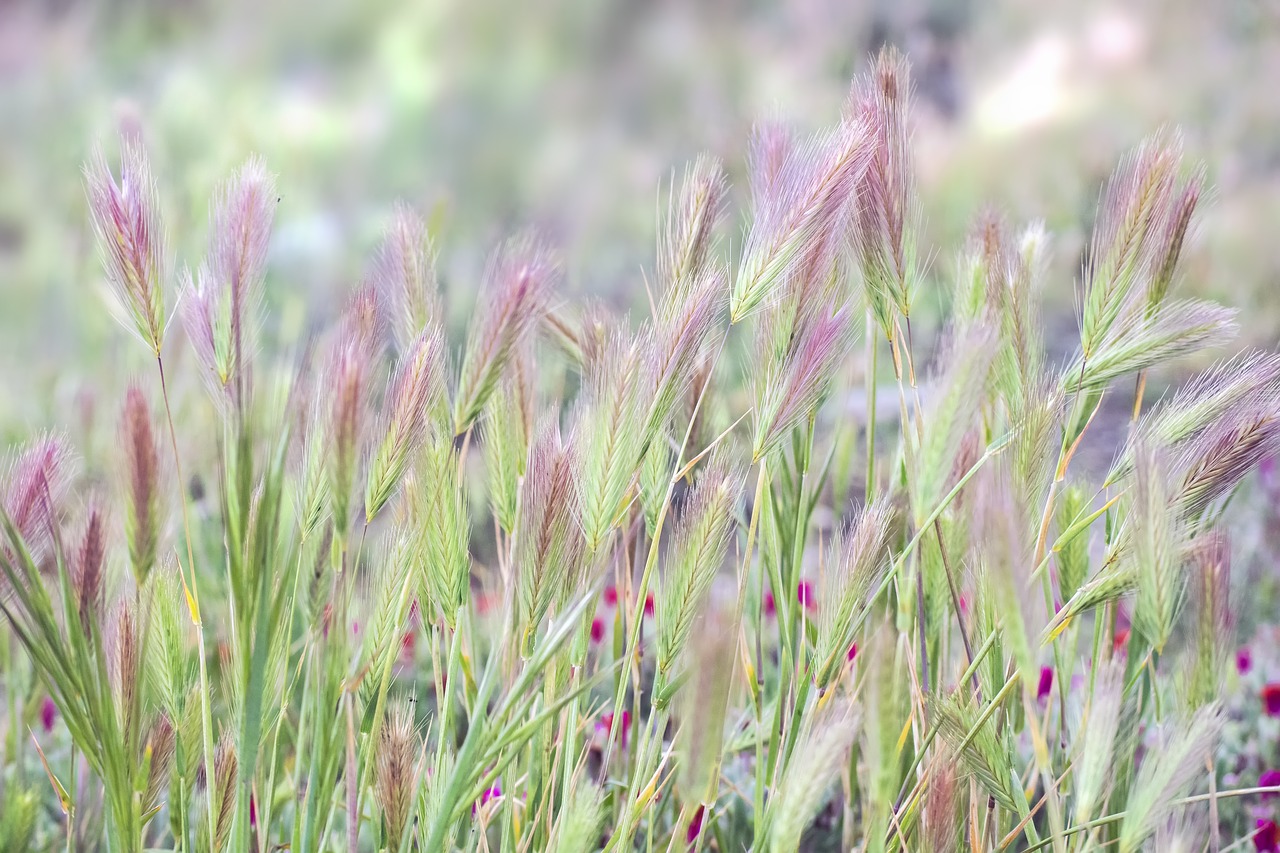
[847,643,859,662]
[1037,667,1054,702]
[1263,683,1280,717]
[1256,819,1278,853]
[1113,629,1130,652]
[1259,769,1280,798]
[590,618,605,644]
[604,586,618,608]
[1239,647,1254,674]
[644,593,655,618]
[473,784,502,815]
[764,592,777,618]
[40,697,57,733]
[796,581,816,612]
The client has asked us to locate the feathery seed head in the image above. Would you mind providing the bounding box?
[84,135,168,354]
[375,698,422,851]
[454,236,557,434]
[732,117,872,324]
[74,503,107,635]
[814,502,893,690]
[374,202,442,353]
[2,433,74,562]
[121,386,161,586]
[659,154,727,296]
[365,327,447,522]
[851,45,918,332]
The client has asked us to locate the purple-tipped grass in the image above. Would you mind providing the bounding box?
[84,134,168,355]
[851,45,919,334]
[731,116,871,324]
[120,386,162,587]
[365,327,446,523]
[374,202,443,355]
[7,52,1279,853]
[181,157,277,412]
[452,237,556,435]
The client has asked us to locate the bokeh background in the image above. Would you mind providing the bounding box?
[4,0,1279,431]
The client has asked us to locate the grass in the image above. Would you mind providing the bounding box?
[1,45,1279,852]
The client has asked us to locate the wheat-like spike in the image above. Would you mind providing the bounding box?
[1117,705,1222,853]
[373,201,443,354]
[767,701,859,852]
[813,502,893,690]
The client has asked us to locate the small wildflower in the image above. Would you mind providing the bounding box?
[1114,628,1131,652]
[796,580,816,612]
[764,591,776,617]
[598,711,632,750]
[1262,683,1280,717]
[1037,667,1054,702]
[1239,647,1254,674]
[604,586,618,608]
[40,697,56,733]
[590,617,605,644]
[1259,769,1280,798]
[847,643,858,662]
[644,592,655,618]
[1256,819,1279,853]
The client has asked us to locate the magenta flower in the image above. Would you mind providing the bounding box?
[796,581,817,612]
[1239,646,1254,674]
[1259,769,1280,799]
[604,586,618,608]
[1037,667,1054,702]
[598,710,632,750]
[1263,683,1280,717]
[40,697,57,733]
[644,593,655,618]
[590,617,605,644]
[1256,819,1278,853]
[764,591,777,618]
[847,643,859,662]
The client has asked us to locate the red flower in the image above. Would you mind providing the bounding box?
[604,586,618,608]
[764,592,776,618]
[1113,629,1130,652]
[847,643,859,662]
[400,628,416,662]
[644,593,655,618]
[40,697,56,733]
[1263,683,1280,717]
[473,784,502,815]
[1037,667,1054,701]
[1239,647,1254,674]
[1259,769,1280,798]
[686,805,706,845]
[1255,819,1278,853]
[590,617,605,644]
[796,581,816,612]
[598,710,632,750]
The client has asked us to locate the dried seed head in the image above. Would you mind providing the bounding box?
[921,749,965,853]
[121,386,161,586]
[375,698,422,851]
[454,236,557,434]
[84,135,168,354]
[374,202,442,353]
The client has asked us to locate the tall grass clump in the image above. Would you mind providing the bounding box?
[2,48,1278,851]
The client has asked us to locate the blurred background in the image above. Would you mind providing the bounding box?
[1,0,1279,427]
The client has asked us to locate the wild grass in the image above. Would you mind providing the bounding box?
[1,47,1278,851]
